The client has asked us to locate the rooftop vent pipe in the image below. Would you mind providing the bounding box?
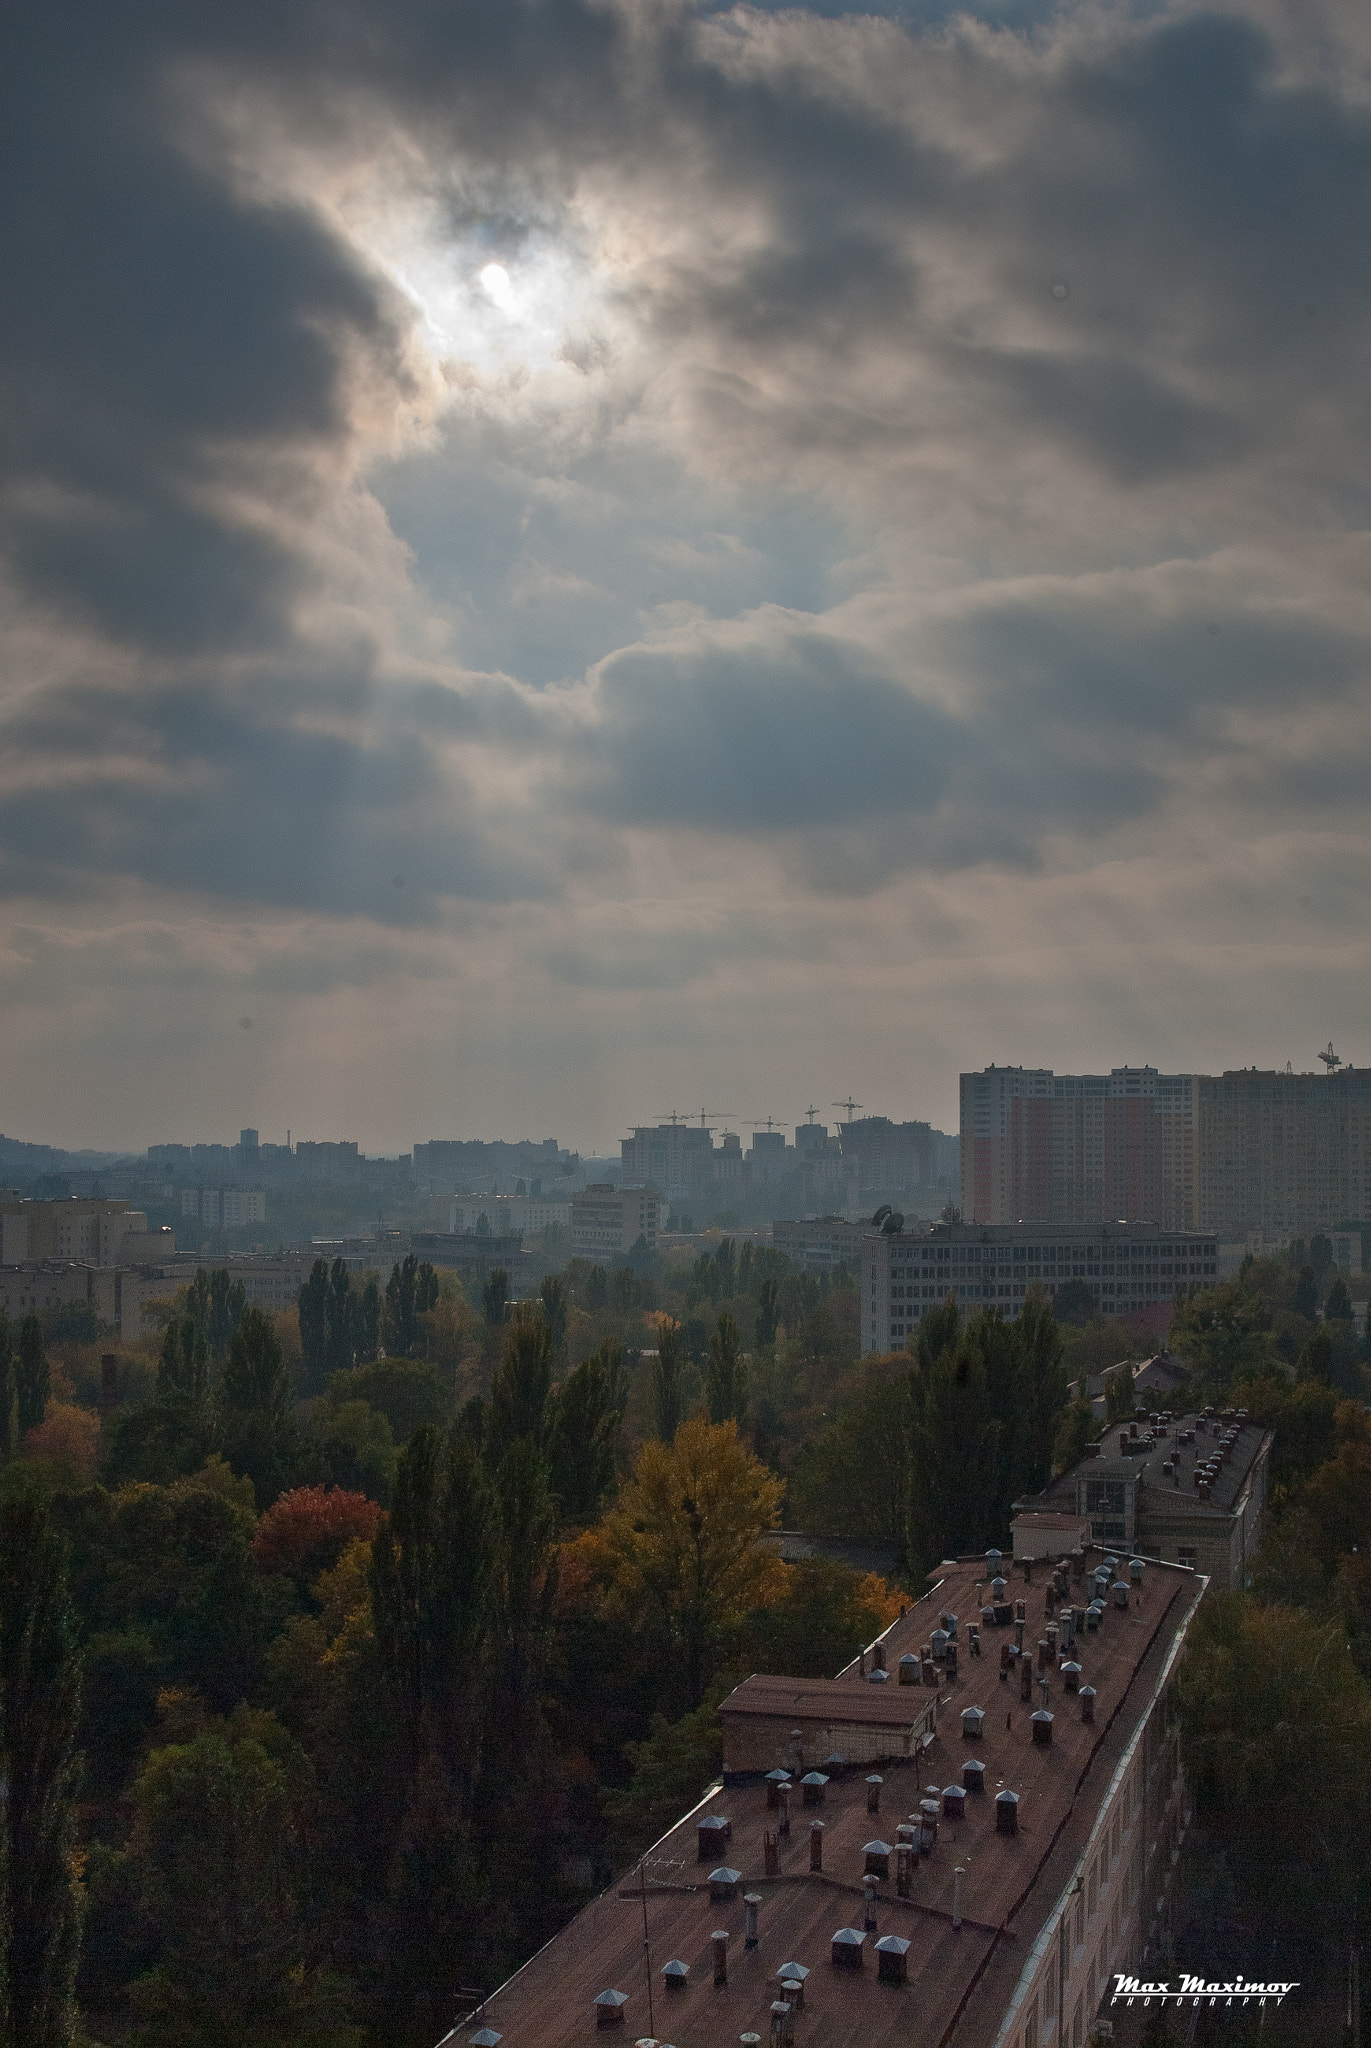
[712,1932,730,1988]
[744,1895,762,1949]
[867,1775,883,1814]
[831,1929,865,1970]
[1079,1685,1096,1725]
[809,1821,824,1872]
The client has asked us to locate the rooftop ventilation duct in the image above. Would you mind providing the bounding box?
[961,1705,985,1739]
[595,1990,629,2027]
[863,1841,892,1879]
[866,1775,883,1814]
[801,1773,828,1807]
[1031,1709,1054,1747]
[875,1935,911,1985]
[942,1784,966,1821]
[661,1960,689,1988]
[963,1759,986,1794]
[831,1929,865,1970]
[709,1867,741,1902]
[898,1652,920,1686]
[697,1814,730,1860]
[995,1789,1020,1836]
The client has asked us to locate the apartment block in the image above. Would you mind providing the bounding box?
[862,1221,1217,1355]
[963,1060,1371,1236]
[181,1188,267,1228]
[439,1544,1206,2048]
[1020,1408,1272,1591]
[570,1184,660,1262]
[960,1069,1199,1230]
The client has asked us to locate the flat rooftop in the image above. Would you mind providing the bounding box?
[447,1549,1204,2048]
[1055,1412,1270,1520]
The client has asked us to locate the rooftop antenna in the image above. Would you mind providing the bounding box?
[1318,1042,1343,1072]
[833,1098,863,1120]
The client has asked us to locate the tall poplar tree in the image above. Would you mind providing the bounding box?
[15,1316,48,1436]
[0,1497,84,2048]
[0,1314,13,1458]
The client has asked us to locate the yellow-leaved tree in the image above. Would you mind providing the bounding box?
[600,1416,786,1707]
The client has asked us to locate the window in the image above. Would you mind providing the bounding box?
[1178,1546,1197,1569]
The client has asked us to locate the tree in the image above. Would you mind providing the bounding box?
[326,1258,356,1376]
[369,1427,496,1774]
[0,1496,84,2048]
[599,1417,785,1707]
[0,1313,13,1458]
[1296,1325,1334,1385]
[356,1277,382,1363]
[1053,1397,1098,1472]
[297,1259,329,1389]
[251,1486,383,1587]
[539,1275,568,1358]
[220,1306,294,1505]
[1170,1278,1276,1391]
[187,1269,246,1366]
[1309,1232,1335,1283]
[222,1306,289,1422]
[157,1315,208,1407]
[788,1371,909,1550]
[16,1314,49,1435]
[705,1312,746,1425]
[651,1320,685,1443]
[1293,1264,1318,1319]
[1103,1362,1135,1423]
[487,1315,555,1466]
[481,1266,510,1332]
[1324,1274,1354,1323]
[754,1276,780,1347]
[1051,1279,1097,1325]
[327,1360,449,1446]
[546,1343,626,1524]
[127,1712,317,2043]
[385,1256,439,1360]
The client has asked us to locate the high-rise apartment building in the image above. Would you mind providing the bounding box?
[960,1068,1198,1228]
[962,1061,1371,1234]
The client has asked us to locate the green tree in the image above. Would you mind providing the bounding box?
[487,1315,555,1466]
[1296,1325,1334,1385]
[0,1313,13,1458]
[602,1683,727,1861]
[325,1258,356,1376]
[221,1307,289,1422]
[651,1321,685,1443]
[1293,1264,1318,1319]
[1324,1274,1353,1322]
[158,1316,209,1407]
[1309,1232,1334,1282]
[16,1314,49,1435]
[369,1428,496,1775]
[356,1277,382,1363]
[1053,1397,1098,1472]
[538,1275,568,1358]
[705,1311,745,1425]
[220,1307,293,1506]
[127,1712,323,2045]
[1103,1362,1135,1423]
[384,1256,438,1359]
[480,1266,510,1332]
[327,1360,449,1447]
[297,1260,329,1390]
[1170,1278,1276,1392]
[788,1370,909,1550]
[1050,1278,1097,1325]
[1,1496,84,2048]
[546,1343,626,1525]
[187,1269,246,1367]
[754,1276,780,1346]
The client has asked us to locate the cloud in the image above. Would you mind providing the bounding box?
[6,0,1371,1141]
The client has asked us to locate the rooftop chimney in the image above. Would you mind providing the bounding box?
[712,1931,730,1987]
[744,1894,762,1950]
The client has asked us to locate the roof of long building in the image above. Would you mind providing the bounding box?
[439,1548,1206,2048]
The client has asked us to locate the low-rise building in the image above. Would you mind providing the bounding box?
[448,1194,573,1237]
[571,1184,660,1262]
[772,1215,870,1275]
[438,1543,1207,2048]
[861,1221,1219,1355]
[1018,1408,1271,1590]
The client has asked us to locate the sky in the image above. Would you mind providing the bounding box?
[4,0,1371,1157]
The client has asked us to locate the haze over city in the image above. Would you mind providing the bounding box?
[7,0,1371,1153]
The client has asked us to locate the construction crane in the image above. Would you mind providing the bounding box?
[1318,1042,1343,1072]
[802,1105,821,1124]
[833,1097,863,1120]
[651,1111,688,1126]
[748,1117,786,1134]
[695,1107,734,1128]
